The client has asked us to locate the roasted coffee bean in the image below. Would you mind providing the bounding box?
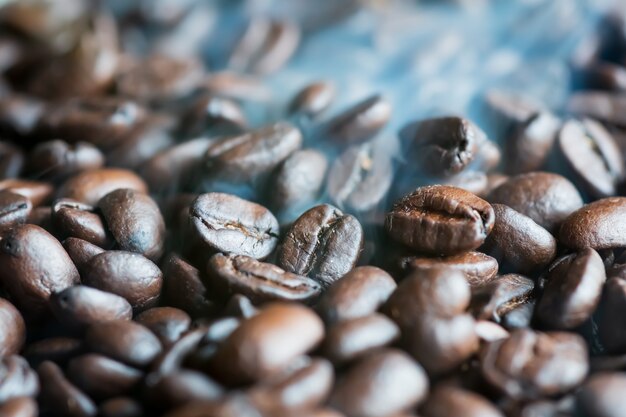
[152,328,205,375]
[322,314,400,365]
[270,149,327,212]
[0,95,44,139]
[37,361,97,417]
[440,170,489,196]
[25,140,104,181]
[0,224,79,318]
[278,204,364,287]
[558,118,624,198]
[57,168,148,206]
[204,122,302,182]
[470,273,535,322]
[202,317,240,345]
[480,329,588,399]
[0,179,53,206]
[144,370,224,411]
[0,298,25,356]
[326,95,391,145]
[0,397,38,417]
[598,277,626,353]
[162,254,215,318]
[0,356,39,403]
[208,303,324,385]
[330,349,428,417]
[488,172,583,233]
[420,385,504,417]
[83,251,163,311]
[475,320,510,343]
[503,112,560,175]
[26,205,52,231]
[0,141,24,179]
[98,397,143,417]
[574,60,626,91]
[50,286,133,327]
[568,91,626,127]
[85,320,162,368]
[189,193,279,260]
[484,90,545,134]
[135,307,191,347]
[23,337,83,367]
[0,190,30,232]
[560,197,626,250]
[179,94,247,137]
[207,253,322,304]
[385,185,495,255]
[536,248,606,329]
[204,71,272,102]
[288,81,336,118]
[161,394,262,417]
[501,300,535,330]
[383,268,478,375]
[67,354,142,400]
[51,199,112,248]
[63,237,105,276]
[576,372,626,417]
[315,266,396,324]
[481,204,557,274]
[98,188,165,261]
[223,294,258,319]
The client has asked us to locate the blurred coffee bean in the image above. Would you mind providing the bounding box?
[0,141,23,179]
[203,71,272,102]
[57,168,148,206]
[189,193,279,260]
[161,253,215,318]
[52,199,112,248]
[67,354,142,400]
[483,90,545,136]
[441,170,489,196]
[420,385,504,417]
[325,95,391,146]
[179,94,247,137]
[135,307,191,347]
[568,91,626,127]
[143,370,224,411]
[475,320,510,343]
[560,197,626,251]
[329,349,428,417]
[223,294,258,319]
[63,237,105,276]
[501,300,535,330]
[0,397,38,417]
[278,204,364,287]
[37,360,96,417]
[0,179,52,206]
[385,185,494,255]
[470,273,535,322]
[23,338,83,368]
[0,190,30,232]
[0,356,38,403]
[0,298,25,357]
[50,286,133,328]
[152,328,205,375]
[576,372,626,417]
[598,277,626,353]
[25,140,104,182]
[98,397,143,417]
[503,112,560,174]
[573,60,626,91]
[207,253,322,304]
[480,329,588,399]
[0,95,44,140]
[288,81,336,119]
[536,248,605,329]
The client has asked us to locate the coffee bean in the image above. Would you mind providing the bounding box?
[37,360,97,417]
[574,60,626,91]
[98,188,165,261]
[0,397,38,417]
[161,394,261,417]
[207,253,322,304]
[207,303,324,385]
[23,337,83,368]
[501,300,535,330]
[0,142,24,180]
[270,149,327,212]
[0,179,53,206]
[179,93,247,137]
[50,286,133,327]
[481,204,557,274]
[288,81,335,118]
[536,248,606,329]
[223,294,258,319]
[83,251,163,311]
[57,168,148,206]
[475,320,510,343]
[329,349,428,417]
[25,140,104,182]
[135,307,191,347]
[484,90,545,134]
[576,372,626,417]
[52,199,112,248]
[0,356,39,403]
[0,190,30,232]
[63,237,105,276]
[67,354,143,400]
[470,273,535,322]
[488,172,583,233]
[189,193,279,260]
[278,204,364,287]
[440,170,489,197]
[202,317,240,345]
[0,95,44,139]
[560,197,626,250]
[98,397,143,417]
[152,328,205,376]
[598,277,626,353]
[568,91,626,127]
[0,298,25,356]
[204,71,272,102]
[0,224,79,318]
[385,185,495,255]
[315,266,396,324]
[161,254,215,318]
[420,385,504,417]
[480,329,588,399]
[326,95,391,145]
[143,370,224,411]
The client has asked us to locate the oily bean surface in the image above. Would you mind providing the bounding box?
[50,286,133,327]
[56,168,148,206]
[0,298,25,356]
[560,197,626,250]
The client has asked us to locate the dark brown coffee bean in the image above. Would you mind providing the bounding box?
[162,254,215,318]
[0,224,79,318]
[67,354,142,400]
[326,95,391,145]
[0,191,30,232]
[83,251,163,311]
[558,118,624,198]
[0,141,24,180]
[568,91,626,127]
[202,317,241,345]
[576,372,626,417]
[98,188,165,261]
[189,193,279,260]
[278,204,363,287]
[50,286,132,327]
[440,170,489,197]
[208,303,324,385]
[0,356,39,403]
[223,294,258,319]
[135,307,191,347]
[385,185,495,255]
[481,204,557,274]
[0,298,25,356]
[480,329,588,399]
[288,81,335,118]
[316,266,396,324]
[420,385,504,417]
[144,370,224,411]
[85,320,162,368]
[161,394,262,417]
[204,122,302,182]
[270,149,327,212]
[536,248,606,329]
[0,397,38,417]
[0,95,44,139]
[25,140,104,181]
[484,90,544,132]
[37,360,96,417]
[503,112,560,175]
[57,168,148,206]
[179,94,247,137]
[63,237,105,276]
[23,337,83,367]
[560,197,626,250]
[475,320,510,343]
[52,199,112,248]
[0,179,53,206]
[574,60,626,91]
[330,349,428,417]
[207,253,321,304]
[488,172,583,233]
[152,328,205,375]
[470,274,535,322]
[98,397,143,417]
[598,277,626,353]
[322,314,400,365]
[501,300,535,330]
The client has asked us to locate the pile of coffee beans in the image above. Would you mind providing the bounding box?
[0,1,625,417]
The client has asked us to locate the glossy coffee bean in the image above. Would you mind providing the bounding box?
[207,253,321,304]
[223,294,258,319]
[536,248,606,329]
[568,91,626,127]
[23,337,83,368]
[83,251,163,311]
[0,397,38,417]
[98,397,143,417]
[503,112,560,175]
[278,204,364,287]
[576,372,626,417]
[25,140,104,181]
[481,204,557,274]
[51,199,112,248]
[560,197,626,250]
[329,349,428,417]
[135,307,191,347]
[288,81,335,118]
[57,168,148,206]
[208,303,324,385]
[470,273,535,322]
[50,286,133,327]
[0,190,31,232]
[161,254,215,318]
[179,93,247,137]
[385,185,494,255]
[189,193,279,260]
[37,360,97,417]
[0,298,25,356]
[270,149,327,212]
[63,237,105,276]
[0,224,79,318]
[480,329,588,399]
[0,179,53,206]
[67,354,142,400]
[143,370,224,411]
[0,356,39,403]
[475,320,510,343]
[420,385,504,417]
[326,95,391,145]
[316,266,396,325]
[598,277,626,353]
